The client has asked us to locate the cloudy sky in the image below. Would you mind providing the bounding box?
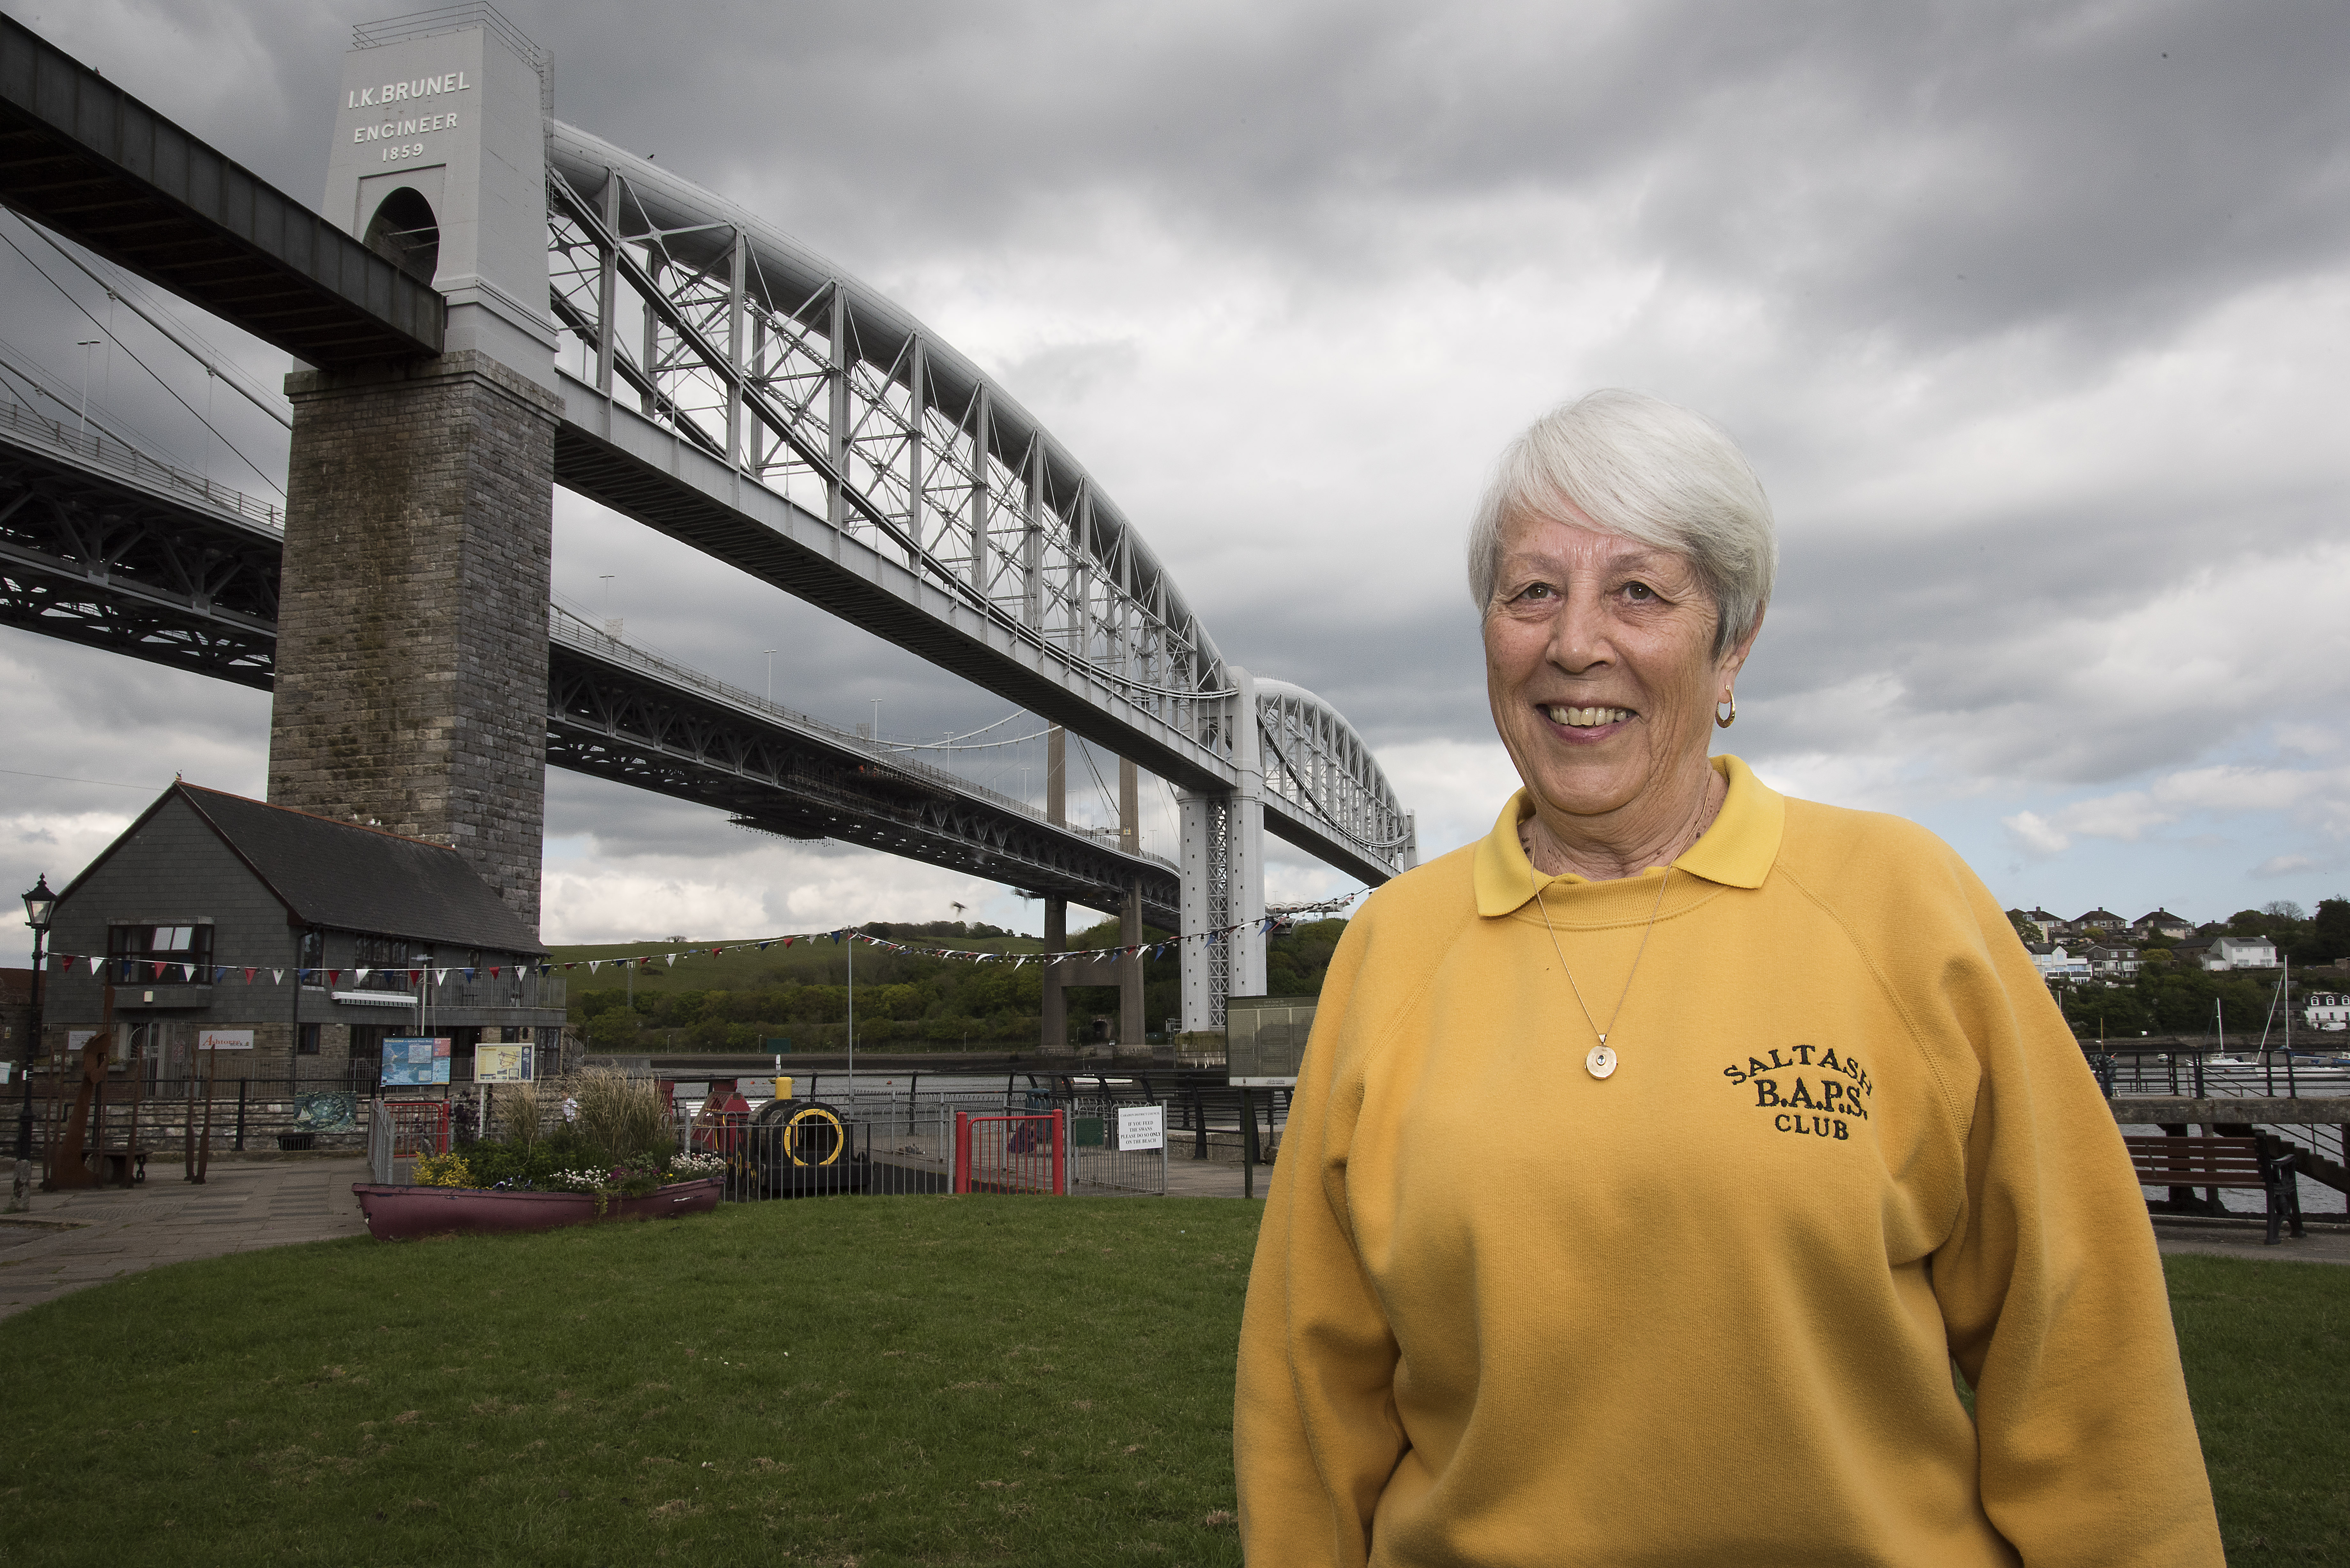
[4,0,2347,945]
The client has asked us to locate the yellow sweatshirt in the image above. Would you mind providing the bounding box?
[1236,757,2221,1566]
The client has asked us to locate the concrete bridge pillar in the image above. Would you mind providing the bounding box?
[1179,668,1265,1037]
[1038,728,1147,1057]
[1042,726,1071,1055]
[268,19,561,930]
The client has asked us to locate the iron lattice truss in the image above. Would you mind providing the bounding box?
[544,125,1222,729]
[541,121,1413,884]
[547,617,1178,927]
[1255,679,1416,862]
[0,412,1177,921]
[0,398,280,687]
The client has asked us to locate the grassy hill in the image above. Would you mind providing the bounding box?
[551,917,1351,1055]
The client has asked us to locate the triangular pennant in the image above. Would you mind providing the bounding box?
[489,965,502,979]
[355,967,372,982]
[587,960,601,974]
[783,937,794,948]
[665,954,678,967]
[149,961,165,979]
[435,969,449,984]
[463,968,476,981]
[244,967,257,984]
[329,969,341,984]
[271,969,284,983]
[409,969,422,985]
[758,941,772,951]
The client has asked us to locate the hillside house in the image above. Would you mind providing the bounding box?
[2202,935,2278,972]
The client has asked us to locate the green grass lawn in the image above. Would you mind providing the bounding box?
[0,1198,1260,1567]
[2167,1253,2350,1560]
[1,1207,2342,1565]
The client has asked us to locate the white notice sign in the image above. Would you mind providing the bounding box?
[1116,1104,1165,1152]
[198,1029,255,1051]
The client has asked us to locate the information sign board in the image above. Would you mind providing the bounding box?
[197,1029,255,1051]
[1225,995,1318,1087]
[382,1036,451,1086]
[475,1044,533,1082]
[1116,1104,1165,1152]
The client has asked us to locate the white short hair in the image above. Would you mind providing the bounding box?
[1467,389,1777,659]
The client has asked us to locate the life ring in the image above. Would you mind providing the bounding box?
[753,1097,847,1166]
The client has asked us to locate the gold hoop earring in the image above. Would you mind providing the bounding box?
[1715,693,1737,729]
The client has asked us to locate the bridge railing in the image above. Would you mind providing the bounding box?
[0,394,283,533]
[551,605,1178,873]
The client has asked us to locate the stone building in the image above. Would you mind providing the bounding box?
[40,783,565,1086]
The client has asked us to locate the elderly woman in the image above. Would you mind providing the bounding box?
[1234,391,2221,1565]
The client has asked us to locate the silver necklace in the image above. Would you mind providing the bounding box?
[1535,869,1670,1079]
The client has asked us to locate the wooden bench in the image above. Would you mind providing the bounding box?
[2125,1135,2303,1244]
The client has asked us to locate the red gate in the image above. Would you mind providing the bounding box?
[384,1100,450,1157]
[953,1110,1066,1195]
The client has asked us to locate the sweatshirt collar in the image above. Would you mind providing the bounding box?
[1472,754,1784,917]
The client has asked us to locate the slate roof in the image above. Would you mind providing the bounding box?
[63,784,543,954]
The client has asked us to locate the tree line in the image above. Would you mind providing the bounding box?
[570,916,1352,1053]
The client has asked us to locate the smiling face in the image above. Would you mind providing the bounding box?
[1483,509,1759,864]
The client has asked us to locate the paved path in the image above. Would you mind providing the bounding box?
[0,1155,368,1321]
[2154,1218,2350,1267]
[1164,1156,1265,1198]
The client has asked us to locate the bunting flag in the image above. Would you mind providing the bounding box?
[30,886,1369,993]
[462,968,477,982]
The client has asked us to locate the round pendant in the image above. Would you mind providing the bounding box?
[1586,1044,1617,1080]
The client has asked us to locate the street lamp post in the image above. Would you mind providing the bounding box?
[18,874,56,1165]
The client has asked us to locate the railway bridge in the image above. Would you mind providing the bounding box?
[0,8,1414,1040]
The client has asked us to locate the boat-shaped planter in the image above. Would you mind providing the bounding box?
[350,1177,722,1241]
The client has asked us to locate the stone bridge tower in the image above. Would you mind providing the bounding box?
[266,16,560,930]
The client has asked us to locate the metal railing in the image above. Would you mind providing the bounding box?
[0,394,284,532]
[669,1084,1174,1199]
[552,606,1179,875]
[2087,1042,2350,1101]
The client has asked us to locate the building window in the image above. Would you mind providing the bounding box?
[299,929,324,972]
[297,1023,322,1056]
[352,933,426,991]
[106,923,214,984]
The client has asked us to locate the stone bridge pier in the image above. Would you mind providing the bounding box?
[266,19,561,931]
